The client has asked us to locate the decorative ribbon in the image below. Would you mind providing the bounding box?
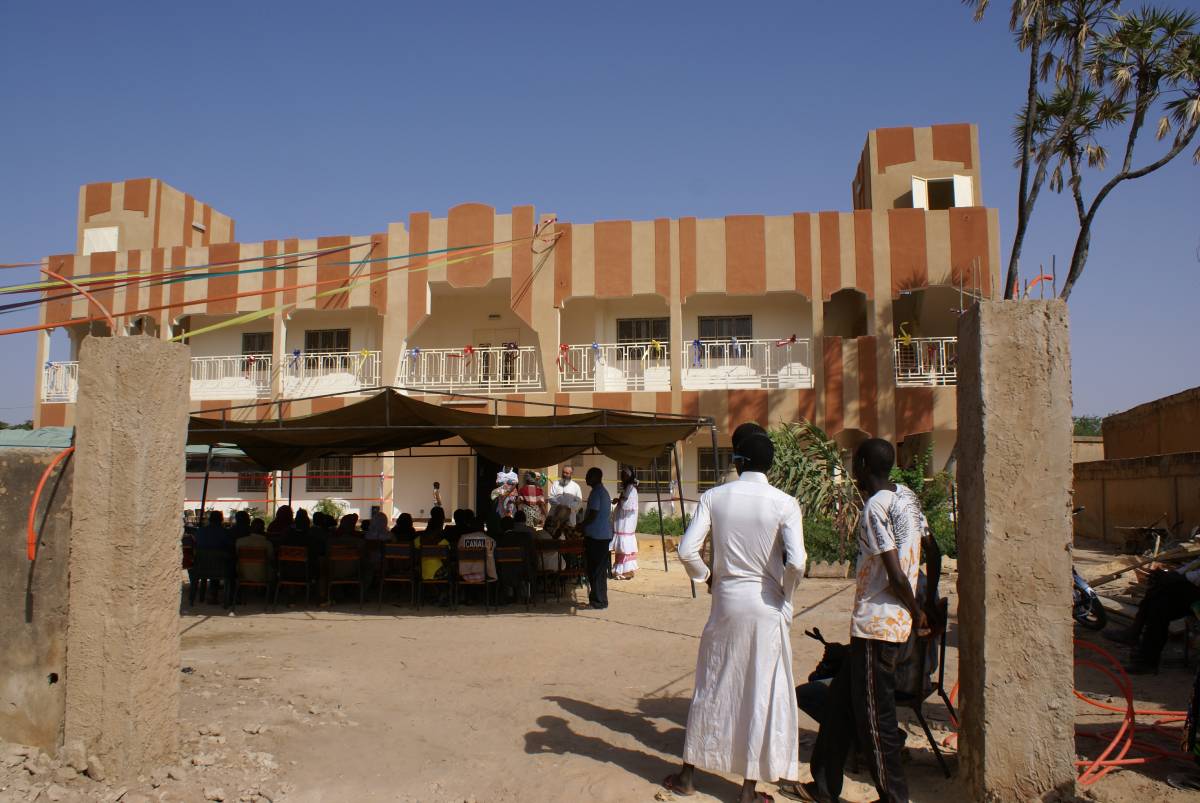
[555,343,577,373]
[897,322,913,346]
[691,339,702,367]
[649,339,664,359]
[410,347,421,358]
[774,334,797,347]
[731,336,743,357]
[290,348,301,367]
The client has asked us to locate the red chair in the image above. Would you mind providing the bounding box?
[457,546,498,612]
[379,543,417,610]
[328,544,365,607]
[234,546,270,609]
[273,545,310,608]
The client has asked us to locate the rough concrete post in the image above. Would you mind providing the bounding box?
[956,301,1075,802]
[64,336,190,779]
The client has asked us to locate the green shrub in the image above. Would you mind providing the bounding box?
[314,497,345,521]
[637,510,686,536]
[803,516,844,565]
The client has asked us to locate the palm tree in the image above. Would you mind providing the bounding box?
[1057,7,1200,298]
[767,421,861,555]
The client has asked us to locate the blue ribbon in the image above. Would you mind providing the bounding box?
[691,339,702,367]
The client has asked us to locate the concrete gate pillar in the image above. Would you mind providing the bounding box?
[955,301,1075,802]
[64,336,190,779]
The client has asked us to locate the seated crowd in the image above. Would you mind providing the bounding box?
[183,501,583,610]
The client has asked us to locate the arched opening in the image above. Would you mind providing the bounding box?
[822,289,870,338]
[892,286,963,387]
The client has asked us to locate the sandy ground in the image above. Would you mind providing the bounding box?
[2,537,1197,802]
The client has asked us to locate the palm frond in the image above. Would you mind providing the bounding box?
[767,420,862,556]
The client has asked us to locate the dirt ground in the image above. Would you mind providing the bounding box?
[1,537,1196,802]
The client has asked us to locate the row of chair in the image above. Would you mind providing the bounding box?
[184,539,590,613]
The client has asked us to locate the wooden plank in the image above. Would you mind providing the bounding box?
[1086,543,1200,588]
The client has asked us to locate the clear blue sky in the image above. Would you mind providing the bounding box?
[1,1,1196,423]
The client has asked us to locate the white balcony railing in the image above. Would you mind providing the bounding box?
[558,342,671,391]
[191,355,272,400]
[283,350,381,398]
[41,361,79,403]
[396,345,540,394]
[681,337,814,390]
[894,337,957,386]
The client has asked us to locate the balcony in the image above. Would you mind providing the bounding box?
[41,350,381,403]
[282,350,381,397]
[894,337,957,386]
[395,345,540,394]
[558,342,670,391]
[681,337,814,390]
[192,355,272,400]
[42,361,79,403]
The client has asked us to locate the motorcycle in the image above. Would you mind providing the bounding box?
[1071,506,1107,630]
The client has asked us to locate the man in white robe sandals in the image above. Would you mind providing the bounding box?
[664,428,806,803]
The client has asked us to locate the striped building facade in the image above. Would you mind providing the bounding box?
[34,123,1000,518]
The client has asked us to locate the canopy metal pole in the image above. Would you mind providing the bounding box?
[198,444,214,517]
[652,456,669,573]
[288,469,294,506]
[710,423,722,486]
[671,443,696,599]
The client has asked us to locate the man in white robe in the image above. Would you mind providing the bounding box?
[664,431,806,803]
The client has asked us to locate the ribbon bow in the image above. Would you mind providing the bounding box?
[290,348,301,367]
[359,348,370,358]
[898,322,913,347]
[774,334,797,347]
[691,339,702,367]
[650,339,664,358]
[410,347,421,358]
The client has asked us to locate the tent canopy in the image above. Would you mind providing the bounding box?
[187,389,710,471]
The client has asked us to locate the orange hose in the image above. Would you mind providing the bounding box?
[27,446,74,560]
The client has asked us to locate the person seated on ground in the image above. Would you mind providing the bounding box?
[390,513,417,544]
[266,505,294,544]
[235,516,274,587]
[457,514,498,587]
[416,507,451,583]
[497,510,537,602]
[1107,554,1200,674]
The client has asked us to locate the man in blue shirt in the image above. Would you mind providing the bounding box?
[580,467,613,610]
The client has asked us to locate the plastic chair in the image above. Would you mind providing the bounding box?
[456,546,498,612]
[895,598,955,779]
[555,540,588,603]
[533,541,562,603]
[328,544,365,607]
[379,543,417,610]
[234,546,271,609]
[494,545,532,610]
[273,545,310,608]
[417,544,454,609]
[191,548,232,608]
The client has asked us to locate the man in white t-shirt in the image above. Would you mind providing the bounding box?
[547,465,583,525]
[792,438,926,803]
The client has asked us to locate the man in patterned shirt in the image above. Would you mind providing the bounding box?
[785,438,926,803]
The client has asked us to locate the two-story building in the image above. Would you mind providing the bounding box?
[33,123,1000,519]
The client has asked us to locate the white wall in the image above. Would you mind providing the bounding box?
[560,295,671,344]
[284,308,382,353]
[410,280,538,349]
[681,292,813,342]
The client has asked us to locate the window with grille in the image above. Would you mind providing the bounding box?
[617,318,669,344]
[697,447,734,491]
[303,329,350,353]
[306,455,353,493]
[698,316,752,340]
[237,471,270,494]
[241,332,272,355]
[620,449,671,493]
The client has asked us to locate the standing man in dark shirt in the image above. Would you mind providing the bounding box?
[580,467,613,610]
